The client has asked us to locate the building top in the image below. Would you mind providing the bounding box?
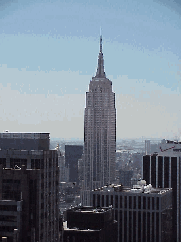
[0,132,50,150]
[145,139,181,156]
[0,132,50,139]
[65,144,83,147]
[67,206,112,213]
[163,139,181,144]
[147,139,181,156]
[94,35,106,79]
[65,206,114,231]
[92,182,172,196]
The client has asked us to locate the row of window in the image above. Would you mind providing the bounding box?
[0,158,58,169]
[0,205,17,211]
[118,211,161,242]
[93,194,160,210]
[0,215,17,222]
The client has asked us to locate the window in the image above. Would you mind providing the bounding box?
[101,195,104,207]
[106,195,109,207]
[0,205,17,211]
[156,197,159,210]
[143,196,146,209]
[120,196,122,208]
[41,203,44,209]
[124,196,127,209]
[148,197,150,210]
[143,212,146,241]
[124,211,127,241]
[97,194,100,207]
[152,197,154,210]
[41,160,44,169]
[0,158,6,167]
[115,210,118,221]
[93,194,95,207]
[111,195,113,206]
[115,195,118,208]
[138,196,141,209]
[35,159,40,169]
[133,196,136,209]
[129,196,132,209]
[138,211,141,240]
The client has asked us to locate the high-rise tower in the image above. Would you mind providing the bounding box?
[81,36,116,205]
[142,139,181,241]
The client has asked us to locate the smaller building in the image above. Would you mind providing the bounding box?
[56,144,69,183]
[91,182,172,242]
[65,145,83,184]
[63,206,118,242]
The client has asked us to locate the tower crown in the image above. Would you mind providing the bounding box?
[95,35,106,78]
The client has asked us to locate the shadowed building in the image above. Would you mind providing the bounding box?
[65,145,83,183]
[0,132,59,242]
[63,206,117,242]
[142,139,181,241]
[119,169,133,187]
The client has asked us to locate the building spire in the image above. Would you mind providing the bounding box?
[95,35,106,78]
[100,27,102,53]
[100,35,102,53]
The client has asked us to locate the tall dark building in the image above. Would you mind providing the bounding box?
[0,132,59,242]
[143,140,181,241]
[63,206,118,242]
[65,145,83,183]
[82,36,116,205]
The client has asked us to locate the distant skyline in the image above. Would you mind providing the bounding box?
[0,0,181,139]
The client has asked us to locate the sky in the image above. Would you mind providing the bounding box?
[0,0,181,139]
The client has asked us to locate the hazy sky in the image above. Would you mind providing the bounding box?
[0,0,181,139]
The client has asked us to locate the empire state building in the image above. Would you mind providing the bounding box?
[82,36,116,204]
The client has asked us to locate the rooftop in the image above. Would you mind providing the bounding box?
[92,182,172,195]
[67,206,112,213]
[0,132,49,139]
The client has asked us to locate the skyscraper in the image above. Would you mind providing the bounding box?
[82,36,116,205]
[142,139,181,241]
[0,132,59,242]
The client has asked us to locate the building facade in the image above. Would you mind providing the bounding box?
[82,36,116,205]
[91,183,172,242]
[143,156,181,240]
[143,139,181,241]
[0,132,59,242]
